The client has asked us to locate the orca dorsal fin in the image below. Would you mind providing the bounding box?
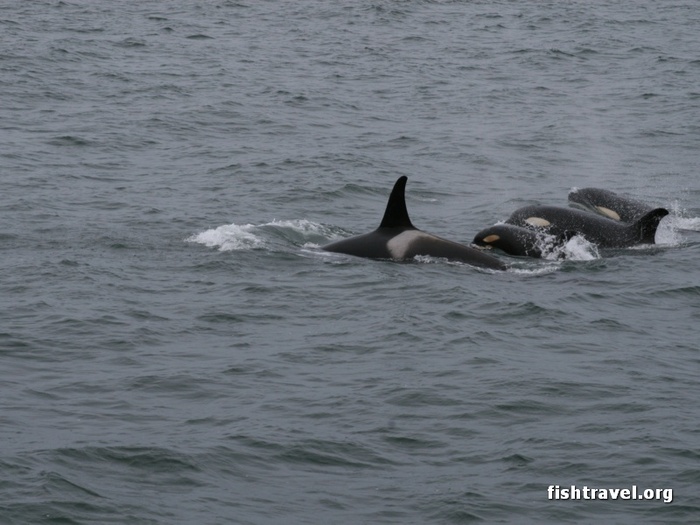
[636,207,669,244]
[378,176,415,229]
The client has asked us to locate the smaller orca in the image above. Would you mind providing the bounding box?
[472,224,573,258]
[322,176,506,270]
[505,204,669,248]
[568,187,656,222]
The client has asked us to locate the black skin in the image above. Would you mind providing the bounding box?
[473,224,572,258]
[322,176,507,270]
[568,188,656,223]
[505,205,668,248]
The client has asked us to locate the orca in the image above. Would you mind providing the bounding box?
[568,188,656,222]
[505,204,669,248]
[472,224,573,258]
[322,176,506,270]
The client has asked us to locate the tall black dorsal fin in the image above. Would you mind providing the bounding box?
[378,176,415,229]
[636,207,669,244]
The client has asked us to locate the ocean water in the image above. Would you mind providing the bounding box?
[2,1,699,523]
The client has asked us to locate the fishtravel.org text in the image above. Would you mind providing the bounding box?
[548,485,672,504]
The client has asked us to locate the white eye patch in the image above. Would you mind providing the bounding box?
[596,206,621,221]
[525,217,551,227]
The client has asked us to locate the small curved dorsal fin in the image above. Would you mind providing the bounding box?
[378,176,415,229]
[636,207,669,243]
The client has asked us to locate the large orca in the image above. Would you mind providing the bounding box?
[568,188,656,222]
[505,204,669,248]
[322,176,506,270]
[472,224,573,258]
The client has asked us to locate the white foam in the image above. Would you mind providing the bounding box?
[507,238,600,275]
[187,219,334,252]
[186,223,265,251]
[509,264,561,276]
[534,233,600,261]
[560,235,600,261]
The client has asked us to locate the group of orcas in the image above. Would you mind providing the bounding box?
[322,176,670,271]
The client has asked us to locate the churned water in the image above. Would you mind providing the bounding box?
[2,1,699,523]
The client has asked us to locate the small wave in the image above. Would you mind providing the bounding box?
[508,264,561,276]
[262,219,335,237]
[412,255,506,273]
[187,219,335,252]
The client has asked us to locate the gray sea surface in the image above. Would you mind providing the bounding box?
[2,1,700,523]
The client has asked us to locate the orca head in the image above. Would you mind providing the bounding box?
[472,224,544,257]
[569,187,658,223]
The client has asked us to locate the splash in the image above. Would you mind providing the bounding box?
[651,199,700,246]
[654,216,683,246]
[559,235,600,261]
[674,217,700,232]
[664,201,700,237]
[505,235,600,275]
[186,223,265,251]
[187,219,336,252]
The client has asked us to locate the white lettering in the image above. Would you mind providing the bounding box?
[547,485,673,504]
